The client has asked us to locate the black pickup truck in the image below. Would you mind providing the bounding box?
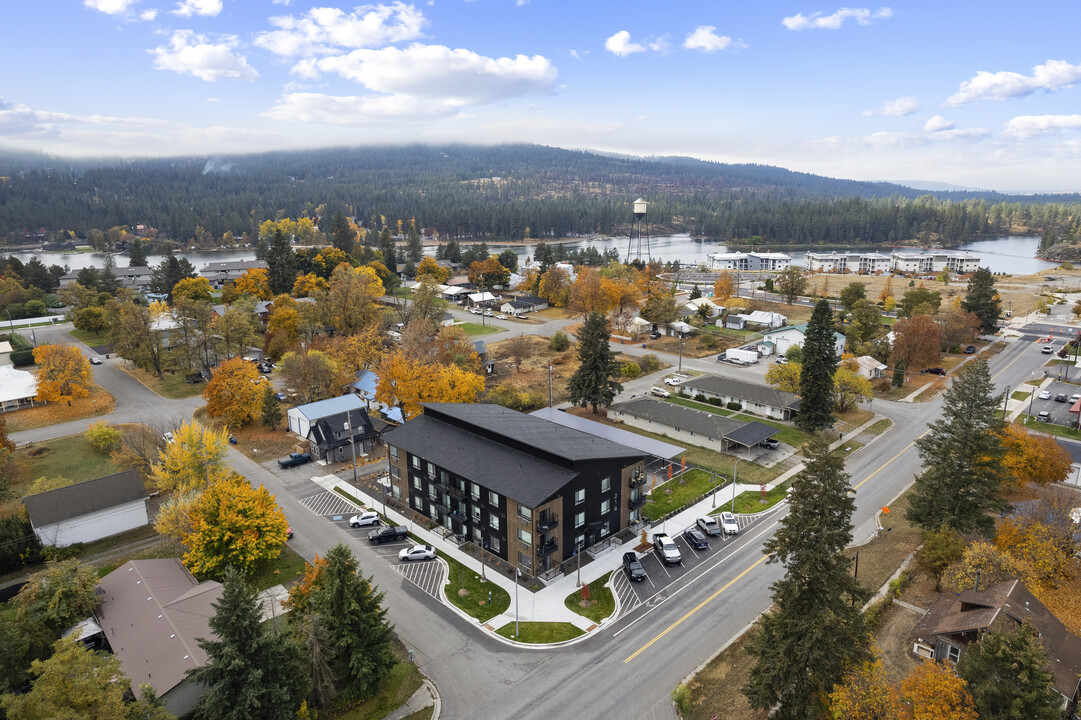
[368,526,409,544]
[622,552,646,582]
[277,452,312,469]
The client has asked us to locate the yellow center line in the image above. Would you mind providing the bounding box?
[624,555,768,664]
[851,430,928,491]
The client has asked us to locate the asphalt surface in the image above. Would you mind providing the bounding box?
[9,319,1060,720]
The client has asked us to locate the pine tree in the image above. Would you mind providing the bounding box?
[328,212,355,254]
[98,253,121,295]
[261,383,283,429]
[689,284,702,300]
[892,357,906,387]
[961,266,1001,334]
[956,621,1061,720]
[406,220,423,263]
[796,299,838,432]
[906,358,1006,535]
[188,567,308,720]
[378,226,397,273]
[129,237,147,267]
[567,311,623,413]
[266,228,297,296]
[743,438,870,719]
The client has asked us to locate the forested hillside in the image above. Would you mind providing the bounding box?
[1,144,1078,246]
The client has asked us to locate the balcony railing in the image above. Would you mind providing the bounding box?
[537,539,559,558]
[536,513,559,534]
[629,473,647,488]
[446,484,465,500]
[628,494,646,510]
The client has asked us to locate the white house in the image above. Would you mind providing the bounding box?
[0,365,39,412]
[683,297,722,317]
[22,470,149,547]
[465,291,499,307]
[856,355,888,379]
[762,323,846,356]
[288,394,369,439]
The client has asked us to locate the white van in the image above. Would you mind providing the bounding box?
[650,386,671,398]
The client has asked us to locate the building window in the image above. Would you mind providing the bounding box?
[601,499,611,515]
[411,455,420,469]
[489,515,501,531]
[426,462,435,477]
[472,506,482,523]
[429,506,438,520]
[518,506,532,522]
[390,466,401,481]
[518,551,533,571]
[471,482,481,500]
[518,528,532,546]
[600,476,610,493]
[575,511,585,528]
[490,537,501,553]
[575,488,585,505]
[412,476,422,490]
[473,527,483,542]
[600,521,609,538]
[574,534,585,549]
[440,470,448,483]
[489,490,500,506]
[946,645,961,664]
[392,484,401,499]
[389,446,399,461]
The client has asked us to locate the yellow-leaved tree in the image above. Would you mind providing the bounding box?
[997,425,1072,489]
[765,361,802,394]
[234,268,271,300]
[172,276,213,303]
[326,263,384,335]
[182,474,289,579]
[151,421,231,541]
[291,272,329,298]
[376,351,485,420]
[203,357,262,428]
[833,367,873,412]
[33,344,92,406]
[416,256,450,284]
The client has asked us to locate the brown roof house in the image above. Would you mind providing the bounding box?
[910,579,1081,709]
[95,559,223,717]
[23,469,149,547]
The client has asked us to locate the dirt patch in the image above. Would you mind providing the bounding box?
[194,407,302,462]
[900,570,942,610]
[457,588,470,597]
[873,602,922,684]
[843,492,922,596]
[684,627,768,720]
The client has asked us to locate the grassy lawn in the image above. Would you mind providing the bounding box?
[333,637,425,720]
[668,395,734,416]
[121,364,205,399]
[3,383,115,433]
[643,469,728,521]
[1011,390,1031,400]
[441,553,510,623]
[457,322,500,337]
[92,536,186,577]
[495,621,584,643]
[714,481,791,515]
[395,709,433,720]
[865,418,893,436]
[7,435,119,513]
[842,491,922,596]
[248,543,308,592]
[563,572,614,623]
[666,395,815,447]
[196,407,301,462]
[69,327,111,347]
[1017,417,1081,440]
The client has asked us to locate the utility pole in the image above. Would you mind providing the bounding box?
[514,567,520,637]
[548,365,553,408]
[730,457,742,513]
[678,333,683,373]
[344,415,358,487]
[576,542,582,588]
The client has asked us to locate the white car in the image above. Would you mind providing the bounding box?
[349,511,381,528]
[650,386,671,398]
[1039,390,1052,400]
[484,310,494,317]
[664,376,682,386]
[719,511,739,535]
[89,357,103,365]
[496,314,508,320]
[398,545,436,561]
[1071,394,1081,403]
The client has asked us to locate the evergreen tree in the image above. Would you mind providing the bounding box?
[378,226,397,274]
[906,358,1006,535]
[188,567,308,720]
[892,357,905,387]
[328,212,355,254]
[317,544,396,702]
[956,622,1061,720]
[405,220,423,264]
[567,311,623,413]
[497,248,518,272]
[129,237,147,267]
[961,266,1001,334]
[743,439,870,719]
[796,299,839,432]
[98,253,121,295]
[261,383,283,429]
[254,234,269,261]
[688,284,702,300]
[266,228,297,296]
[149,256,196,298]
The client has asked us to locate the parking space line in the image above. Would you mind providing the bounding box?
[299,490,362,517]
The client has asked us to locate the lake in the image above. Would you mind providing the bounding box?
[7,235,1059,276]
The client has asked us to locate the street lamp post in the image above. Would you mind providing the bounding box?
[343,417,358,487]
[1027,373,1037,423]
[730,457,742,513]
[678,333,683,373]
[514,567,520,637]
[1002,387,1011,419]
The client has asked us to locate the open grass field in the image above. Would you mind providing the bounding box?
[563,571,615,623]
[441,553,511,623]
[495,621,583,643]
[643,469,729,521]
[68,327,110,347]
[458,322,500,337]
[842,491,922,596]
[195,407,302,462]
[3,383,115,432]
[121,364,205,399]
[9,434,119,509]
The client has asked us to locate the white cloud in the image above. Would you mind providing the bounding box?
[946,60,1081,106]
[173,0,221,17]
[683,26,734,53]
[0,97,166,139]
[83,0,139,14]
[272,0,291,4]
[923,115,955,132]
[782,7,892,31]
[862,96,918,116]
[604,31,645,57]
[300,44,556,106]
[1002,114,1081,140]
[204,97,220,103]
[255,3,427,57]
[151,30,259,82]
[264,92,462,123]
[140,9,158,20]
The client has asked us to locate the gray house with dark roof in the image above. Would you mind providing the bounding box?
[679,374,801,421]
[308,407,380,462]
[609,397,778,455]
[23,469,149,547]
[383,403,647,575]
[199,259,269,288]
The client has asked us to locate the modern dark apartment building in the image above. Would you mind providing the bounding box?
[382,404,647,575]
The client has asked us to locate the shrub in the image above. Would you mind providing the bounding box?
[638,354,661,373]
[708,397,725,407]
[621,362,640,378]
[548,331,571,352]
[695,393,707,403]
[726,401,742,411]
[487,383,546,412]
[698,334,720,350]
[10,349,34,366]
[671,683,690,714]
[73,306,109,332]
[85,421,121,453]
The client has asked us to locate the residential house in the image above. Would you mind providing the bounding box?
[0,365,39,412]
[761,323,846,356]
[0,341,11,366]
[383,403,648,576]
[23,470,149,547]
[500,299,534,316]
[910,579,1081,711]
[307,407,380,462]
[513,295,548,312]
[678,374,800,421]
[60,265,154,290]
[96,559,223,717]
[288,394,368,440]
[609,397,778,456]
[474,341,495,375]
[465,291,499,308]
[681,297,722,318]
[199,260,268,289]
[856,355,888,379]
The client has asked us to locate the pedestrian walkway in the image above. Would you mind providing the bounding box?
[395,560,446,601]
[382,679,439,720]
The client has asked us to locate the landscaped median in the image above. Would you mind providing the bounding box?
[711,481,791,515]
[495,621,584,643]
[440,552,511,624]
[563,571,614,624]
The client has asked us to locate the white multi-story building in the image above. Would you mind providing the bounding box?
[707,251,792,271]
[804,252,891,273]
[890,251,980,274]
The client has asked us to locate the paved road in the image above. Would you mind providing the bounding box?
[9,321,1055,720]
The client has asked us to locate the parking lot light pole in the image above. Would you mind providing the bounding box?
[730,458,742,513]
[343,418,358,487]
[1027,373,1037,423]
[514,567,520,637]
[1002,386,1011,419]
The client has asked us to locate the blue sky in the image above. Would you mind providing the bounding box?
[2,1,1080,192]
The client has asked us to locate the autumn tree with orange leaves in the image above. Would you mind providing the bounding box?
[33,344,92,406]
[891,314,942,371]
[376,351,484,419]
[292,272,329,298]
[203,357,262,428]
[416,256,450,284]
[233,267,271,300]
[568,268,615,317]
[829,650,978,720]
[997,425,1072,489]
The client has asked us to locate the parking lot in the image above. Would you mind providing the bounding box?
[610,513,762,615]
[1025,378,1081,427]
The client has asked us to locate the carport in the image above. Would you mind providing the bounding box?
[722,421,778,456]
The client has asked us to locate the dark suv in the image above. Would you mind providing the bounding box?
[923,367,947,376]
[622,552,646,582]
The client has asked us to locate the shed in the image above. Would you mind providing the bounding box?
[23,470,149,547]
[856,355,888,379]
[762,323,845,356]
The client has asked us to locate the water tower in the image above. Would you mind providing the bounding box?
[628,198,650,262]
